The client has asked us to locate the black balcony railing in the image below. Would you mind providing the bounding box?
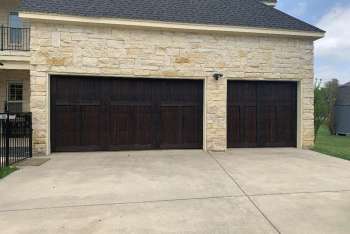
[0,26,30,51]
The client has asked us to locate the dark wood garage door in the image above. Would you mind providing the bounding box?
[51,76,203,152]
[228,81,297,148]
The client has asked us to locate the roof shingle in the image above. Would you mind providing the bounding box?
[19,0,324,33]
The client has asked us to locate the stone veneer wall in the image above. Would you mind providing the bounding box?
[0,69,30,113]
[29,22,315,155]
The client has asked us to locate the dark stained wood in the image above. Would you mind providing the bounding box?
[228,81,297,148]
[51,76,203,152]
[227,82,257,147]
[159,80,203,149]
[108,79,155,150]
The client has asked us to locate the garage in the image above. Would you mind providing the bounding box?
[50,76,203,152]
[227,81,297,148]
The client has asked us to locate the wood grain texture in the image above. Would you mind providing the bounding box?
[228,81,297,148]
[51,76,203,152]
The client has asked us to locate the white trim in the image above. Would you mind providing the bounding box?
[297,81,303,148]
[0,55,30,62]
[0,58,30,70]
[203,77,207,151]
[6,80,24,113]
[0,52,31,70]
[46,72,206,80]
[19,12,324,40]
[262,2,277,7]
[0,62,29,70]
[226,77,302,82]
[7,80,24,102]
[47,73,51,155]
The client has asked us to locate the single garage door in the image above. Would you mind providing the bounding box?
[227,81,297,148]
[51,76,203,152]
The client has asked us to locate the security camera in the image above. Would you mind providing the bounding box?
[213,72,223,80]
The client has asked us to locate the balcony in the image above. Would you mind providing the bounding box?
[1,26,30,51]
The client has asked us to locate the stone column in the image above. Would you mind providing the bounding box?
[302,78,315,148]
[301,43,315,148]
[205,75,227,151]
[30,70,48,155]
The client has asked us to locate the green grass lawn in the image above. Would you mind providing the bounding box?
[0,166,17,179]
[313,126,350,161]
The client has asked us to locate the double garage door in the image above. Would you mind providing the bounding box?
[51,76,203,152]
[51,76,297,152]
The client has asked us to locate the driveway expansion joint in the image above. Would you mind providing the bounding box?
[249,189,350,197]
[207,152,281,234]
[0,194,245,213]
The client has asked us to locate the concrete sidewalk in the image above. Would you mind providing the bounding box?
[0,149,349,234]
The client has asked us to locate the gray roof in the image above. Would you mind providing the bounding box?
[19,0,324,33]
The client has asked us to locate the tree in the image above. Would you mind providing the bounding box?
[314,79,328,140]
[324,79,339,135]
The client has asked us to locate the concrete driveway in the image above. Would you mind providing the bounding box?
[0,149,349,234]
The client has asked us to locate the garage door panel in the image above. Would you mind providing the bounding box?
[276,105,297,146]
[109,105,154,148]
[134,105,154,146]
[160,106,182,148]
[109,109,132,147]
[53,106,81,151]
[79,105,104,148]
[54,78,80,103]
[109,79,154,102]
[228,81,297,148]
[227,106,241,147]
[228,105,257,148]
[244,106,258,147]
[257,83,297,147]
[159,104,203,149]
[182,106,203,147]
[257,105,275,146]
[160,80,203,104]
[228,82,257,104]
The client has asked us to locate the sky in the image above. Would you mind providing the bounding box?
[276,0,350,85]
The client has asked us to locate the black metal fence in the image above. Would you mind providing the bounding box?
[0,113,32,169]
[0,26,30,51]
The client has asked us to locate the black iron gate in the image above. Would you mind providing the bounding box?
[0,113,32,169]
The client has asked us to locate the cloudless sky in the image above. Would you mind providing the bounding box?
[276,0,350,84]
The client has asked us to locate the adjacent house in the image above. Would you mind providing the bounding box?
[0,0,324,155]
[335,82,350,135]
